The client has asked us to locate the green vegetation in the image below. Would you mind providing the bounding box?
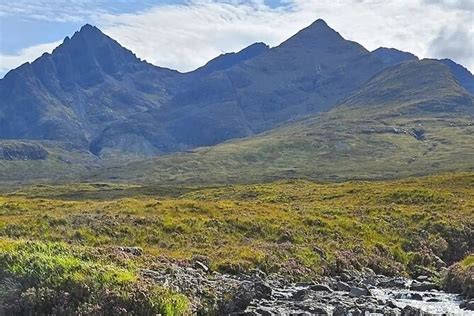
[88,112,474,185]
[1,173,472,279]
[0,239,188,315]
[0,172,471,312]
[0,239,189,315]
[443,255,474,299]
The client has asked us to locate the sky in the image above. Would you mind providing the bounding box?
[0,0,473,78]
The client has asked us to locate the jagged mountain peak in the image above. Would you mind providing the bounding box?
[308,18,330,28]
[55,23,133,56]
[277,19,367,55]
[79,23,100,33]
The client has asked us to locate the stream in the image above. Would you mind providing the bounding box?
[140,263,474,315]
[371,288,468,315]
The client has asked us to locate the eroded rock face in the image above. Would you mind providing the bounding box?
[0,142,48,160]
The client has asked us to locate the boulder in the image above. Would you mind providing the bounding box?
[254,281,272,300]
[410,281,439,292]
[402,305,422,316]
[349,286,371,297]
[334,281,351,292]
[292,288,310,301]
[461,300,474,311]
[379,278,408,289]
[416,275,429,282]
[310,284,333,292]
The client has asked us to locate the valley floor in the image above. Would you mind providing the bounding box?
[0,172,472,314]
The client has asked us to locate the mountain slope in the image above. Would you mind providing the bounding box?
[371,47,418,67]
[99,19,403,155]
[438,59,474,94]
[1,20,415,157]
[0,24,178,150]
[0,20,473,183]
[191,42,270,76]
[89,59,474,184]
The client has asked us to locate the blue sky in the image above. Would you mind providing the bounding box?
[0,0,473,77]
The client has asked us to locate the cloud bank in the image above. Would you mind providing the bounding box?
[1,0,473,77]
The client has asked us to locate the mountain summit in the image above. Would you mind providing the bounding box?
[0,24,177,146]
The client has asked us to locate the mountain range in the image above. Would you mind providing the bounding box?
[0,19,473,183]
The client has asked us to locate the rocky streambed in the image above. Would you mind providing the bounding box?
[141,262,474,315]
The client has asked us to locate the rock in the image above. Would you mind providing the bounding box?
[416,275,429,282]
[340,272,352,282]
[410,293,423,301]
[310,284,333,292]
[117,246,143,256]
[434,255,446,269]
[410,281,439,292]
[254,281,272,299]
[395,292,423,301]
[292,289,310,301]
[362,267,376,276]
[347,308,363,316]
[386,300,398,308]
[378,277,407,289]
[250,269,267,280]
[334,281,351,292]
[255,307,275,316]
[402,305,422,316]
[349,286,371,297]
[220,282,254,313]
[295,282,314,287]
[461,300,474,311]
[194,260,209,273]
[333,305,347,316]
[304,306,329,315]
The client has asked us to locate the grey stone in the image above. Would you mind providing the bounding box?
[334,281,351,292]
[410,281,439,292]
[349,286,371,297]
[310,284,333,292]
[461,300,474,311]
[194,260,209,272]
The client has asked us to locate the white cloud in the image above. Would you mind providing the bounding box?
[98,0,474,72]
[429,26,474,67]
[0,41,61,77]
[423,0,474,12]
[0,0,104,22]
[1,0,473,76]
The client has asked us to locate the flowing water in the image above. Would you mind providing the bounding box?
[371,288,471,315]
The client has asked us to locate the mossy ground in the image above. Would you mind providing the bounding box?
[1,172,473,274]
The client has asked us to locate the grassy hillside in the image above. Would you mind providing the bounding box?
[92,112,474,184]
[88,60,473,185]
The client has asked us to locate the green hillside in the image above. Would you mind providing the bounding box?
[89,60,474,184]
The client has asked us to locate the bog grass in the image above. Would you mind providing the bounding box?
[1,172,472,278]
